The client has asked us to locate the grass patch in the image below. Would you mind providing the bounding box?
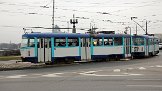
[0,56,21,61]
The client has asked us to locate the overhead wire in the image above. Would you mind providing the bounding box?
[0,0,162,31]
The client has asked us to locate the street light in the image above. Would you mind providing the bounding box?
[131,17,137,20]
[125,26,131,35]
[70,14,78,33]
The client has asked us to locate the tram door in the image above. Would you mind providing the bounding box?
[38,38,51,63]
[145,39,149,56]
[81,38,91,61]
[124,38,131,58]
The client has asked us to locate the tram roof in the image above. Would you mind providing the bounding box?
[132,35,155,39]
[22,33,131,38]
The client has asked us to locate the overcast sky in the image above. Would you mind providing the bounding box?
[0,0,162,43]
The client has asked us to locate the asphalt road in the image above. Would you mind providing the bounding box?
[0,50,162,91]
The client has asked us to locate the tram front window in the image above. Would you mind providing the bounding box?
[21,38,28,48]
[21,38,35,48]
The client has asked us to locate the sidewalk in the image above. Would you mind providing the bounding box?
[0,60,45,71]
[0,60,75,71]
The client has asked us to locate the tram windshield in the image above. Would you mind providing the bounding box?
[21,38,35,47]
[21,38,28,48]
[133,38,144,45]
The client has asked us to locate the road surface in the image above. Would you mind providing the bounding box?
[0,50,162,91]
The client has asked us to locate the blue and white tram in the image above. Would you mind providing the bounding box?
[91,34,132,60]
[20,33,132,63]
[132,35,159,57]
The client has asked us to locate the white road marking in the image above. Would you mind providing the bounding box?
[156,65,162,67]
[53,73,64,75]
[80,70,143,77]
[124,73,143,76]
[113,69,121,72]
[79,71,97,76]
[79,72,128,76]
[6,75,27,78]
[127,85,162,88]
[42,73,61,77]
[138,67,146,70]
[83,71,98,74]
[79,73,95,76]
[79,70,101,75]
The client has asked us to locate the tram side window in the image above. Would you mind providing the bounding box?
[104,38,113,46]
[133,38,144,45]
[93,38,103,46]
[55,38,66,47]
[68,38,79,47]
[149,39,153,45]
[114,37,122,46]
[21,38,35,47]
[28,38,35,47]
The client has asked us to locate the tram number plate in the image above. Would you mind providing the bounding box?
[134,47,139,52]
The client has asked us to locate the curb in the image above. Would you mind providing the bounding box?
[0,63,76,71]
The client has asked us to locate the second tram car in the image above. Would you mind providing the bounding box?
[132,35,159,57]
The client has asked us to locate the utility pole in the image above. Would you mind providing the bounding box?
[70,14,78,33]
[67,21,70,33]
[146,20,148,35]
[52,0,55,33]
[131,17,149,35]
[136,24,137,35]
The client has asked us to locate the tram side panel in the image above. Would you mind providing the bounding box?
[52,37,81,62]
[91,37,129,60]
[92,46,124,59]
[53,47,80,61]
[21,48,36,62]
[132,45,145,57]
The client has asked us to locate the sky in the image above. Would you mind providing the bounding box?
[0,0,162,43]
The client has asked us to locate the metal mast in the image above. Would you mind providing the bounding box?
[146,20,148,35]
[70,14,78,33]
[52,0,55,33]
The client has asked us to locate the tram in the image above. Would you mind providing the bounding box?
[20,33,132,63]
[131,35,159,57]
